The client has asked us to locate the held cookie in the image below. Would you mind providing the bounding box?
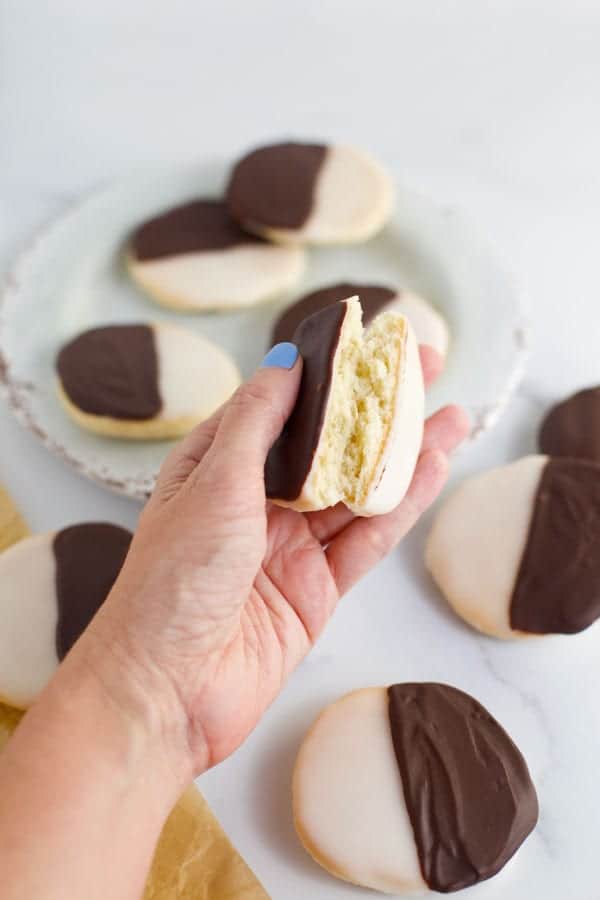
[426,455,600,638]
[539,386,600,462]
[0,522,131,708]
[226,142,393,245]
[265,296,424,516]
[271,282,449,358]
[56,322,240,440]
[126,199,304,311]
[293,684,537,895]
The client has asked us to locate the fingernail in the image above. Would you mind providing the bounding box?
[260,342,299,370]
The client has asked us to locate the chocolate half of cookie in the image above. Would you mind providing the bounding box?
[510,456,600,634]
[129,199,263,262]
[538,386,600,463]
[227,142,328,231]
[57,324,161,420]
[388,683,538,893]
[53,523,132,659]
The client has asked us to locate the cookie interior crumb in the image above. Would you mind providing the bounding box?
[308,299,404,508]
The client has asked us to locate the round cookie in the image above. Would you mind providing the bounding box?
[265,296,424,516]
[293,684,538,895]
[539,385,600,462]
[426,455,600,638]
[226,142,393,245]
[0,523,131,708]
[127,199,304,311]
[56,322,240,440]
[271,282,449,358]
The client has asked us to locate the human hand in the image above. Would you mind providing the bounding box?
[83,343,469,782]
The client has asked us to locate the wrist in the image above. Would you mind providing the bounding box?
[52,613,201,793]
[0,622,194,900]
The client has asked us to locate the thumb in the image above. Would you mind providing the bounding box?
[206,342,302,481]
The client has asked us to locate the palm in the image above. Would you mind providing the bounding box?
[187,505,337,765]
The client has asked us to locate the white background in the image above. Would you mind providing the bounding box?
[1,2,600,897]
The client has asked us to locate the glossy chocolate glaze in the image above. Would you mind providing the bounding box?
[265,301,346,501]
[227,142,327,230]
[53,523,132,659]
[388,682,538,893]
[57,325,161,420]
[511,457,600,634]
[130,199,262,261]
[539,386,600,463]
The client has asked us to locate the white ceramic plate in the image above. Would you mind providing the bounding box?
[0,162,528,500]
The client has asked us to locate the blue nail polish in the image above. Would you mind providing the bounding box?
[260,342,299,370]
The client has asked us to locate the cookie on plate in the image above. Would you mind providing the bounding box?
[0,522,131,708]
[227,142,393,245]
[539,385,600,462]
[265,296,424,516]
[271,282,449,358]
[426,455,600,638]
[127,199,304,311]
[294,684,537,894]
[56,322,240,440]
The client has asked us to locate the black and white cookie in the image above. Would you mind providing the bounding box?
[265,296,424,516]
[539,385,600,462]
[294,684,538,894]
[127,199,304,311]
[0,523,131,708]
[426,455,600,638]
[226,142,393,245]
[271,282,449,358]
[56,322,240,440]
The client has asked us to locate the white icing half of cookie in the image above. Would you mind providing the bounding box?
[154,323,240,420]
[127,243,305,312]
[293,688,426,895]
[361,311,424,515]
[425,455,547,638]
[0,533,58,708]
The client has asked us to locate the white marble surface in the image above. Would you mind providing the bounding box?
[1,2,600,897]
